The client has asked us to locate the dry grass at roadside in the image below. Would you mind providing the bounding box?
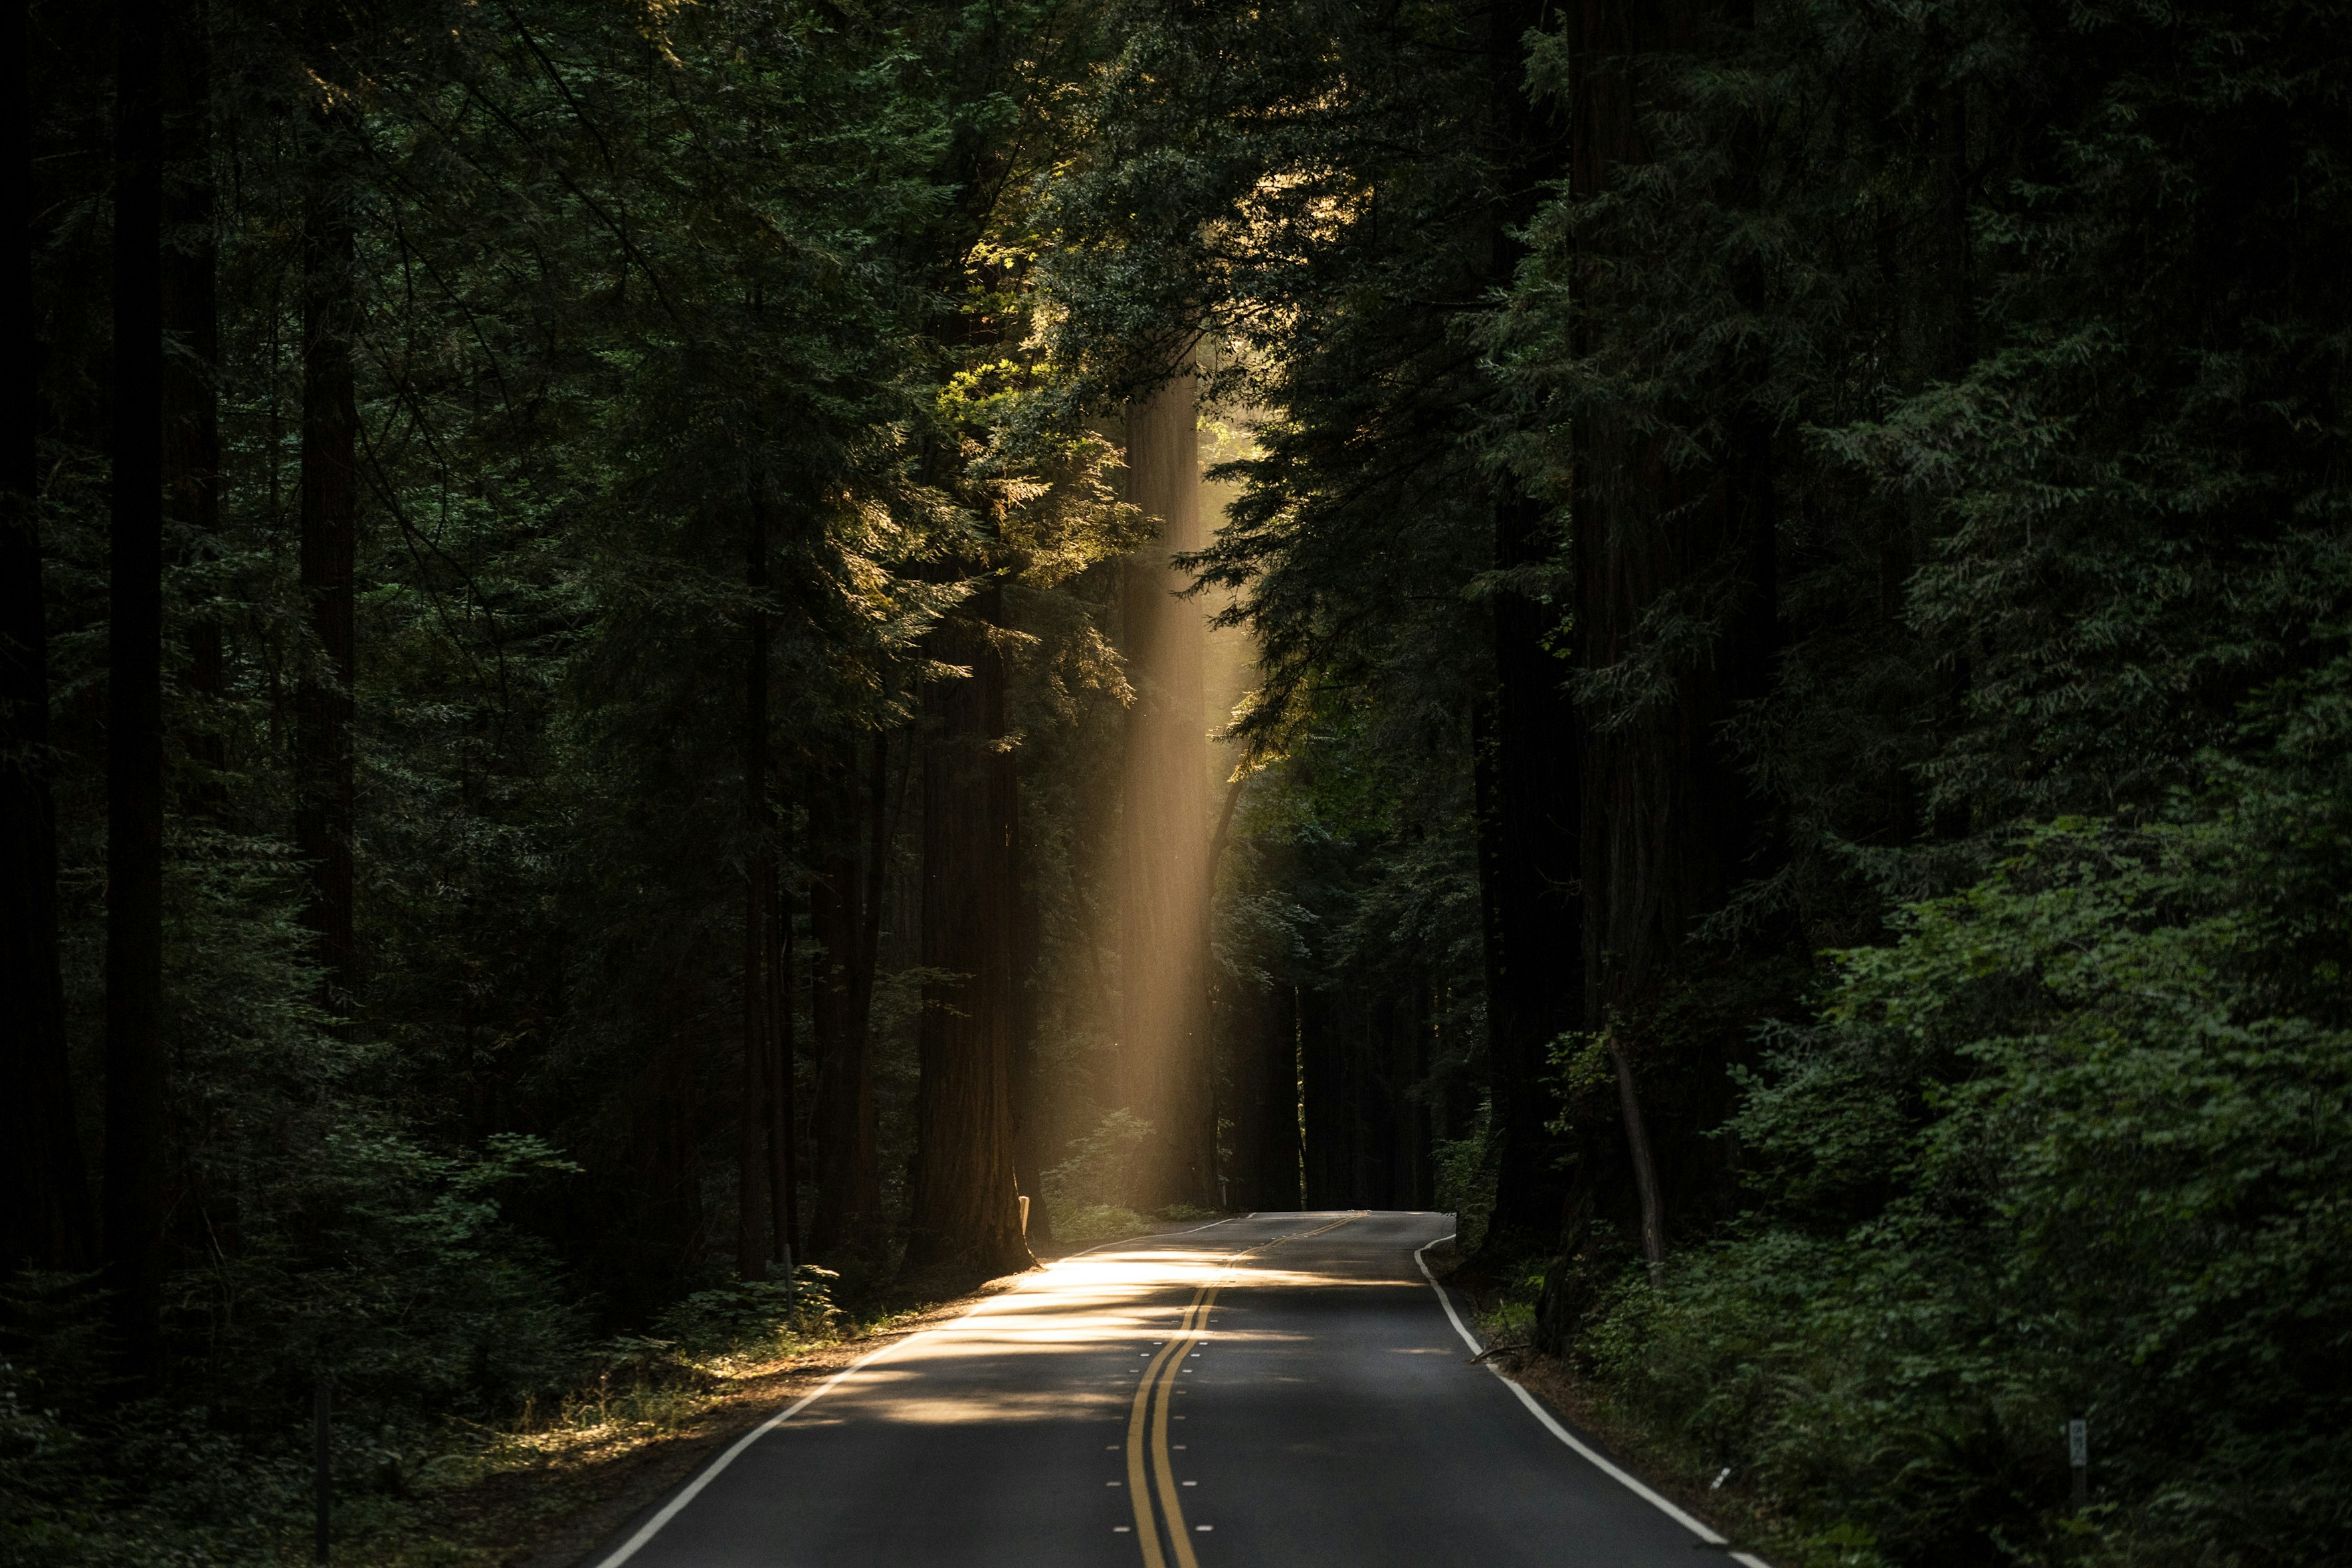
[330,1289,992,1568]
[333,1220,1225,1568]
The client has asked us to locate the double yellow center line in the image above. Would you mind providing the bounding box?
[1122,1213,1364,1565]
[1125,1282,1219,1568]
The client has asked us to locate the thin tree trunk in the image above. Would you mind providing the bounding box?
[1610,1043,1665,1284]
[737,497,773,1281]
[908,585,1029,1276]
[296,2,357,1011]
[0,0,94,1275]
[105,0,168,1380]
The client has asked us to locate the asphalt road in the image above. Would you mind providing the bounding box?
[586,1211,1763,1568]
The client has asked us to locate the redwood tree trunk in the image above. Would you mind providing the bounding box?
[104,0,168,1379]
[737,498,773,1280]
[1253,982,1302,1210]
[1473,507,1581,1255]
[765,848,796,1262]
[1008,750,1051,1242]
[1560,0,1777,1273]
[809,735,881,1255]
[296,5,357,1011]
[907,585,1029,1276]
[0,0,94,1275]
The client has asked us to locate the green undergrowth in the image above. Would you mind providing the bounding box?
[0,1266,952,1568]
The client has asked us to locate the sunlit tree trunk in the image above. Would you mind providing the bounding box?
[1118,353,1215,1212]
[908,585,1030,1276]
[105,0,168,1379]
[0,0,94,1275]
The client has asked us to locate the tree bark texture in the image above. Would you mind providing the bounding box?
[0,0,94,1274]
[809,737,881,1255]
[907,584,1030,1276]
[105,0,169,1378]
[296,7,357,1011]
[737,498,773,1280]
[1118,357,1215,1211]
[1561,0,1778,1264]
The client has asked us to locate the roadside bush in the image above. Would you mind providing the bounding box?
[1568,664,2352,1567]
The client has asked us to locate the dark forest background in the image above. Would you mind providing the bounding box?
[4,0,2348,1565]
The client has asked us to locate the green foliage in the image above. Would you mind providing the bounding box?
[1577,693,2352,1565]
[1431,1100,1498,1256]
[646,1266,845,1361]
[1044,1109,1157,1213]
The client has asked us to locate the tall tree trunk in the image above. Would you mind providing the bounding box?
[296,3,357,1011]
[0,0,94,1275]
[809,735,882,1255]
[1118,353,1215,1211]
[1298,983,1340,1208]
[1009,750,1052,1242]
[765,847,796,1262]
[1469,0,1579,1260]
[1473,516,1581,1255]
[163,0,221,800]
[1560,0,1777,1273]
[907,585,1029,1276]
[1253,982,1302,1210]
[737,498,773,1281]
[105,0,168,1379]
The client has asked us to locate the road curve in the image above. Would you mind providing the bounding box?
[584,1211,1753,1568]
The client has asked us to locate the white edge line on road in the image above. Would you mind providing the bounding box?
[1412,1234,1771,1568]
[589,1213,1250,1568]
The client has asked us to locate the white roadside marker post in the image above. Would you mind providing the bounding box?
[2067,1419,2088,1514]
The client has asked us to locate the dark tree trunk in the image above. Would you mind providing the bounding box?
[1555,0,1778,1279]
[163,0,221,799]
[1008,752,1051,1242]
[810,734,883,1256]
[0,0,94,1275]
[1118,357,1215,1211]
[104,0,168,1379]
[1254,982,1302,1210]
[1298,984,1342,1208]
[765,848,795,1263]
[1470,0,1579,1259]
[1473,514,1581,1256]
[737,499,773,1280]
[296,3,357,1011]
[907,585,1030,1276]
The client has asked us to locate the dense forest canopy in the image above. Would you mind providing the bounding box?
[3,0,2347,1564]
